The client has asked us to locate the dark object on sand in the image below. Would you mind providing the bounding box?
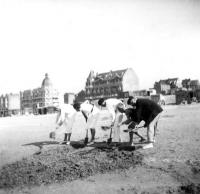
[49,131,55,139]
[101,126,110,131]
[107,127,113,144]
[84,129,89,145]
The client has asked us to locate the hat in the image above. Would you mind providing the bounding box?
[73,102,81,111]
[98,98,105,106]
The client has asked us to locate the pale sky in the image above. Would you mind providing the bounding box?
[0,0,200,95]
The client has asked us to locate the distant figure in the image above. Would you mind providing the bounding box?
[52,104,77,145]
[98,98,125,142]
[73,100,100,145]
[127,96,163,149]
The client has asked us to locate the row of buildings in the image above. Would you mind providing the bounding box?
[76,68,140,101]
[0,74,60,117]
[154,78,200,95]
[1,68,200,117]
[76,69,200,104]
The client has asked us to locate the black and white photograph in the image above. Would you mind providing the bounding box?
[0,0,200,193]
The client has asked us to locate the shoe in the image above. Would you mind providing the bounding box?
[139,138,146,143]
[142,143,153,149]
[66,141,70,145]
[130,142,135,146]
[123,129,134,133]
[87,141,94,145]
[59,141,67,145]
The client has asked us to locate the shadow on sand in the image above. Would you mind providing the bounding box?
[22,141,59,155]
[70,141,142,151]
[22,140,142,155]
[22,141,59,149]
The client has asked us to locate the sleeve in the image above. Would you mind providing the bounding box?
[81,110,88,122]
[122,118,132,125]
[55,112,63,129]
[70,112,77,128]
[107,105,116,123]
[135,106,142,124]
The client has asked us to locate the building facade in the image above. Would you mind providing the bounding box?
[0,93,20,117]
[20,90,33,114]
[0,94,8,117]
[190,80,200,91]
[64,93,75,104]
[21,73,59,115]
[154,78,182,95]
[84,68,139,100]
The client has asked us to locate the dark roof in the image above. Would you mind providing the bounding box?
[95,69,127,81]
[159,78,178,84]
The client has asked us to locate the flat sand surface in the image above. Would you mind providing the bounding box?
[0,104,200,194]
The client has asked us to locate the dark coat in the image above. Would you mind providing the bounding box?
[127,98,163,127]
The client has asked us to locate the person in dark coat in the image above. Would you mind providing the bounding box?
[127,96,163,149]
[118,107,146,145]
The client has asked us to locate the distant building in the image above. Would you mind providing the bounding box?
[0,95,7,117]
[21,73,59,115]
[64,93,75,104]
[131,90,149,97]
[149,88,156,96]
[75,90,86,103]
[189,80,200,91]
[20,90,33,114]
[154,78,182,95]
[182,79,191,90]
[85,68,139,100]
[0,93,20,117]
[182,79,200,91]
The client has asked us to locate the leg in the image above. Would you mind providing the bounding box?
[143,114,161,149]
[142,125,154,149]
[64,133,67,141]
[129,131,134,145]
[107,127,113,144]
[113,113,123,142]
[133,131,146,142]
[153,114,161,141]
[87,113,98,144]
[84,129,89,145]
[59,133,68,144]
[67,133,71,145]
[90,128,95,142]
[147,124,154,143]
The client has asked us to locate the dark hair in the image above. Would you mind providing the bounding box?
[127,96,134,105]
[98,98,105,106]
[73,102,81,111]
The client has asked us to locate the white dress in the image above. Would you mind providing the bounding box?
[105,99,125,141]
[56,104,77,133]
[80,102,100,130]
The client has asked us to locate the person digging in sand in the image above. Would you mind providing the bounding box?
[73,100,100,145]
[127,96,163,149]
[118,107,146,146]
[50,104,77,145]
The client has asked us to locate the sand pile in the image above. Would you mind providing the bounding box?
[0,144,143,189]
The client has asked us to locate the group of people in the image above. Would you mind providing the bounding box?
[51,96,163,149]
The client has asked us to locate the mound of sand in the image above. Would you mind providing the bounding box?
[0,145,143,189]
